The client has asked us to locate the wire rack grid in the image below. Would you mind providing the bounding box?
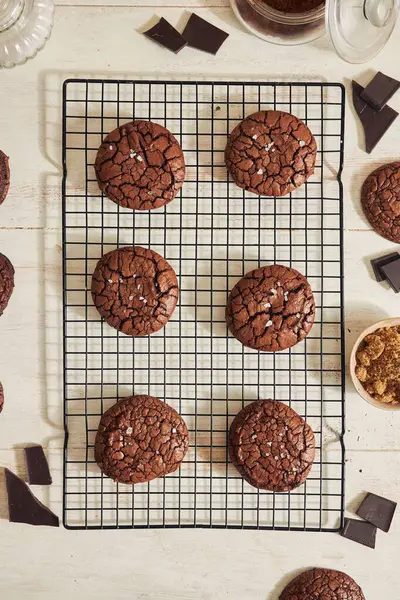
[62,79,345,531]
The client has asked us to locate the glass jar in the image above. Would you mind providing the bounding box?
[0,0,54,68]
[230,0,399,63]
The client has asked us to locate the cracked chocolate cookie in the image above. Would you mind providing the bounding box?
[279,568,365,600]
[91,246,178,336]
[0,253,15,316]
[0,382,4,414]
[95,395,189,484]
[0,151,10,205]
[94,120,185,210]
[225,110,317,197]
[229,400,315,492]
[226,264,315,352]
[361,162,400,243]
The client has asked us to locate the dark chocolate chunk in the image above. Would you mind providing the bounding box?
[5,469,59,527]
[360,72,400,111]
[143,17,187,54]
[24,446,52,485]
[382,260,400,293]
[356,492,397,532]
[182,13,229,55]
[370,252,400,282]
[341,517,377,549]
[352,81,398,154]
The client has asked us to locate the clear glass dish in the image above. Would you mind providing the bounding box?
[0,0,54,68]
[230,0,326,45]
[230,0,399,62]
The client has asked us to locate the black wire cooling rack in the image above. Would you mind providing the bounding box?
[62,79,345,531]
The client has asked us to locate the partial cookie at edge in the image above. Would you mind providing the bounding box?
[279,567,365,600]
[361,162,400,243]
[0,150,10,205]
[0,253,15,316]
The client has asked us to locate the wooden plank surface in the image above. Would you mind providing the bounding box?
[0,3,399,599]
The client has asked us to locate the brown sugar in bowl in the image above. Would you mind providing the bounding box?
[350,317,400,411]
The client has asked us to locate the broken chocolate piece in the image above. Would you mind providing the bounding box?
[143,17,187,54]
[356,492,397,532]
[0,381,3,413]
[371,252,400,282]
[360,72,400,111]
[182,13,229,55]
[352,81,398,154]
[341,517,377,549]
[5,468,59,527]
[382,260,400,293]
[24,446,52,485]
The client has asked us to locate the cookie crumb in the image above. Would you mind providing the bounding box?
[355,326,400,405]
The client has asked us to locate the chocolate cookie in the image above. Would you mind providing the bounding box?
[226,264,315,352]
[225,110,317,197]
[229,400,315,492]
[0,151,10,205]
[361,162,400,243]
[279,568,365,600]
[91,246,178,336]
[0,253,15,316]
[95,395,189,484]
[94,120,185,210]
[0,382,4,414]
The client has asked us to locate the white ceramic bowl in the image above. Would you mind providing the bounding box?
[350,317,400,411]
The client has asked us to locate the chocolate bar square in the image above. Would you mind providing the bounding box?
[371,252,400,282]
[360,72,400,111]
[357,492,397,532]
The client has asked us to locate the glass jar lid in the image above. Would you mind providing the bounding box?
[326,0,399,63]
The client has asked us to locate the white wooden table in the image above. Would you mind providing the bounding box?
[1,2,399,598]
